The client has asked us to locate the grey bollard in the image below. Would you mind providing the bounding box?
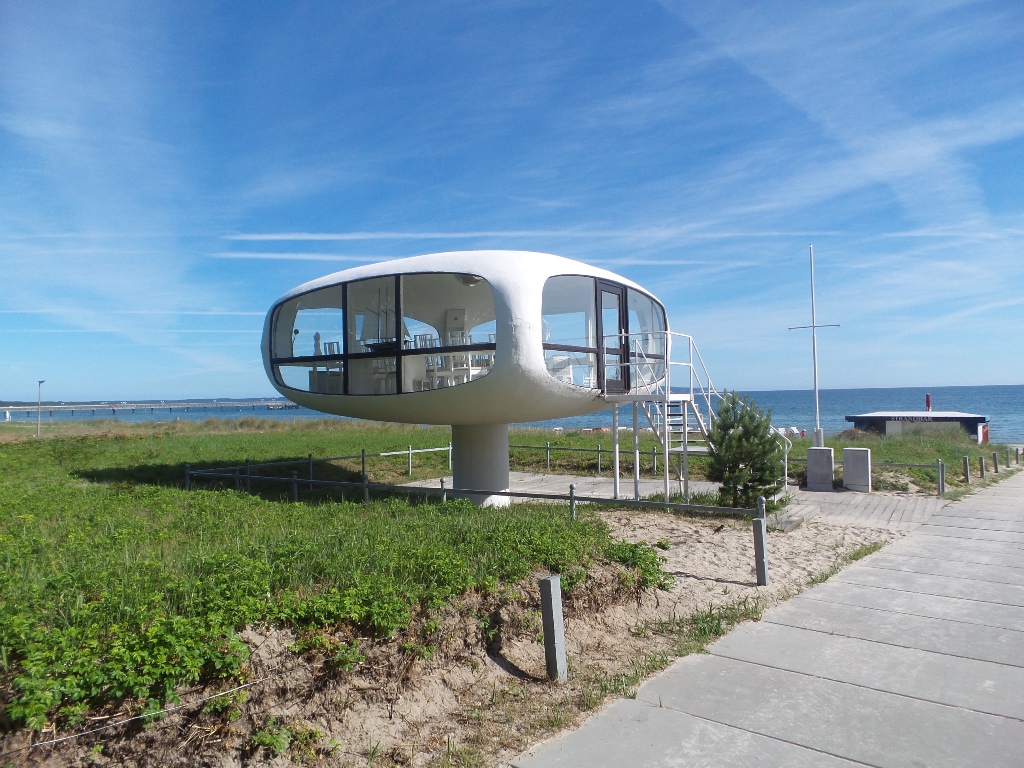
[546,441,551,472]
[539,575,568,683]
[753,496,769,587]
[184,463,191,491]
[440,477,447,504]
[291,470,299,502]
[569,483,577,522]
[993,452,999,473]
[963,456,971,485]
[597,444,602,473]
[408,445,414,476]
[362,449,369,503]
[980,456,986,479]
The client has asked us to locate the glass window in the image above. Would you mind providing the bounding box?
[401,273,496,349]
[349,357,396,395]
[627,289,666,357]
[542,276,596,348]
[275,360,344,394]
[347,277,397,355]
[544,349,597,387]
[270,272,497,396]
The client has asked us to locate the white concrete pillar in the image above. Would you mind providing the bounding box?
[451,423,510,506]
[842,447,872,493]
[806,446,834,492]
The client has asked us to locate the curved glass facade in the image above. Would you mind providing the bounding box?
[271,273,496,395]
[541,275,666,392]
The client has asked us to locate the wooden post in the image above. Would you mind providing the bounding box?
[962,456,971,485]
[993,452,1000,473]
[980,455,986,479]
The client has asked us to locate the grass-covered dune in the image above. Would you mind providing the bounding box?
[0,420,667,732]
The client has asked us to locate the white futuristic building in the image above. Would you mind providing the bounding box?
[262,250,701,505]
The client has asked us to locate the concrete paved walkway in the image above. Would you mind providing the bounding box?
[514,471,1024,768]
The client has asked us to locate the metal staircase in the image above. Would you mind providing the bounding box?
[602,332,721,501]
[602,331,791,503]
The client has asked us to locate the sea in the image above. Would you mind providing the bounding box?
[5,385,1024,443]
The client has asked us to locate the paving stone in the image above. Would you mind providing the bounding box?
[836,566,1024,607]
[512,698,862,768]
[708,620,1024,718]
[765,596,1024,667]
[637,655,1024,768]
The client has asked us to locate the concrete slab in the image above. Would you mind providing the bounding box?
[765,596,1024,667]
[916,524,1024,545]
[637,655,1024,768]
[886,539,1024,569]
[931,508,1024,522]
[925,515,1024,533]
[837,566,1024,606]
[512,698,862,768]
[913,533,1024,556]
[799,580,1024,631]
[866,553,1024,586]
[708,621,1024,719]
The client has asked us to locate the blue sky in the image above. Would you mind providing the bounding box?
[2,1,1022,403]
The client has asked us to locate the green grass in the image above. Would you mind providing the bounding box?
[0,421,670,731]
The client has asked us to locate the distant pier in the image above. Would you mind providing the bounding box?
[2,399,301,420]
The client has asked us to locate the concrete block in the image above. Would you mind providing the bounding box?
[842,447,871,492]
[806,447,834,491]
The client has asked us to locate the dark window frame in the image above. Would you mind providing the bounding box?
[540,275,667,393]
[270,272,497,396]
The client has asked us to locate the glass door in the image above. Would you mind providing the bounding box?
[598,282,628,393]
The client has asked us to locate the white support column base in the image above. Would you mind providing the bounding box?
[451,423,510,507]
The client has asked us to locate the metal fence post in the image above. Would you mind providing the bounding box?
[937,459,945,496]
[753,496,769,587]
[408,445,413,476]
[308,453,314,490]
[993,452,1000,473]
[234,468,240,492]
[546,442,551,472]
[184,463,191,491]
[980,455,986,479]
[291,470,299,502]
[962,456,971,485]
[539,575,568,683]
[652,446,657,476]
[245,458,251,493]
[448,441,452,471]
[440,477,447,504]
[597,444,602,473]
[569,483,577,522]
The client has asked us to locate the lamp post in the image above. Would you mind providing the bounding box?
[36,380,45,438]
